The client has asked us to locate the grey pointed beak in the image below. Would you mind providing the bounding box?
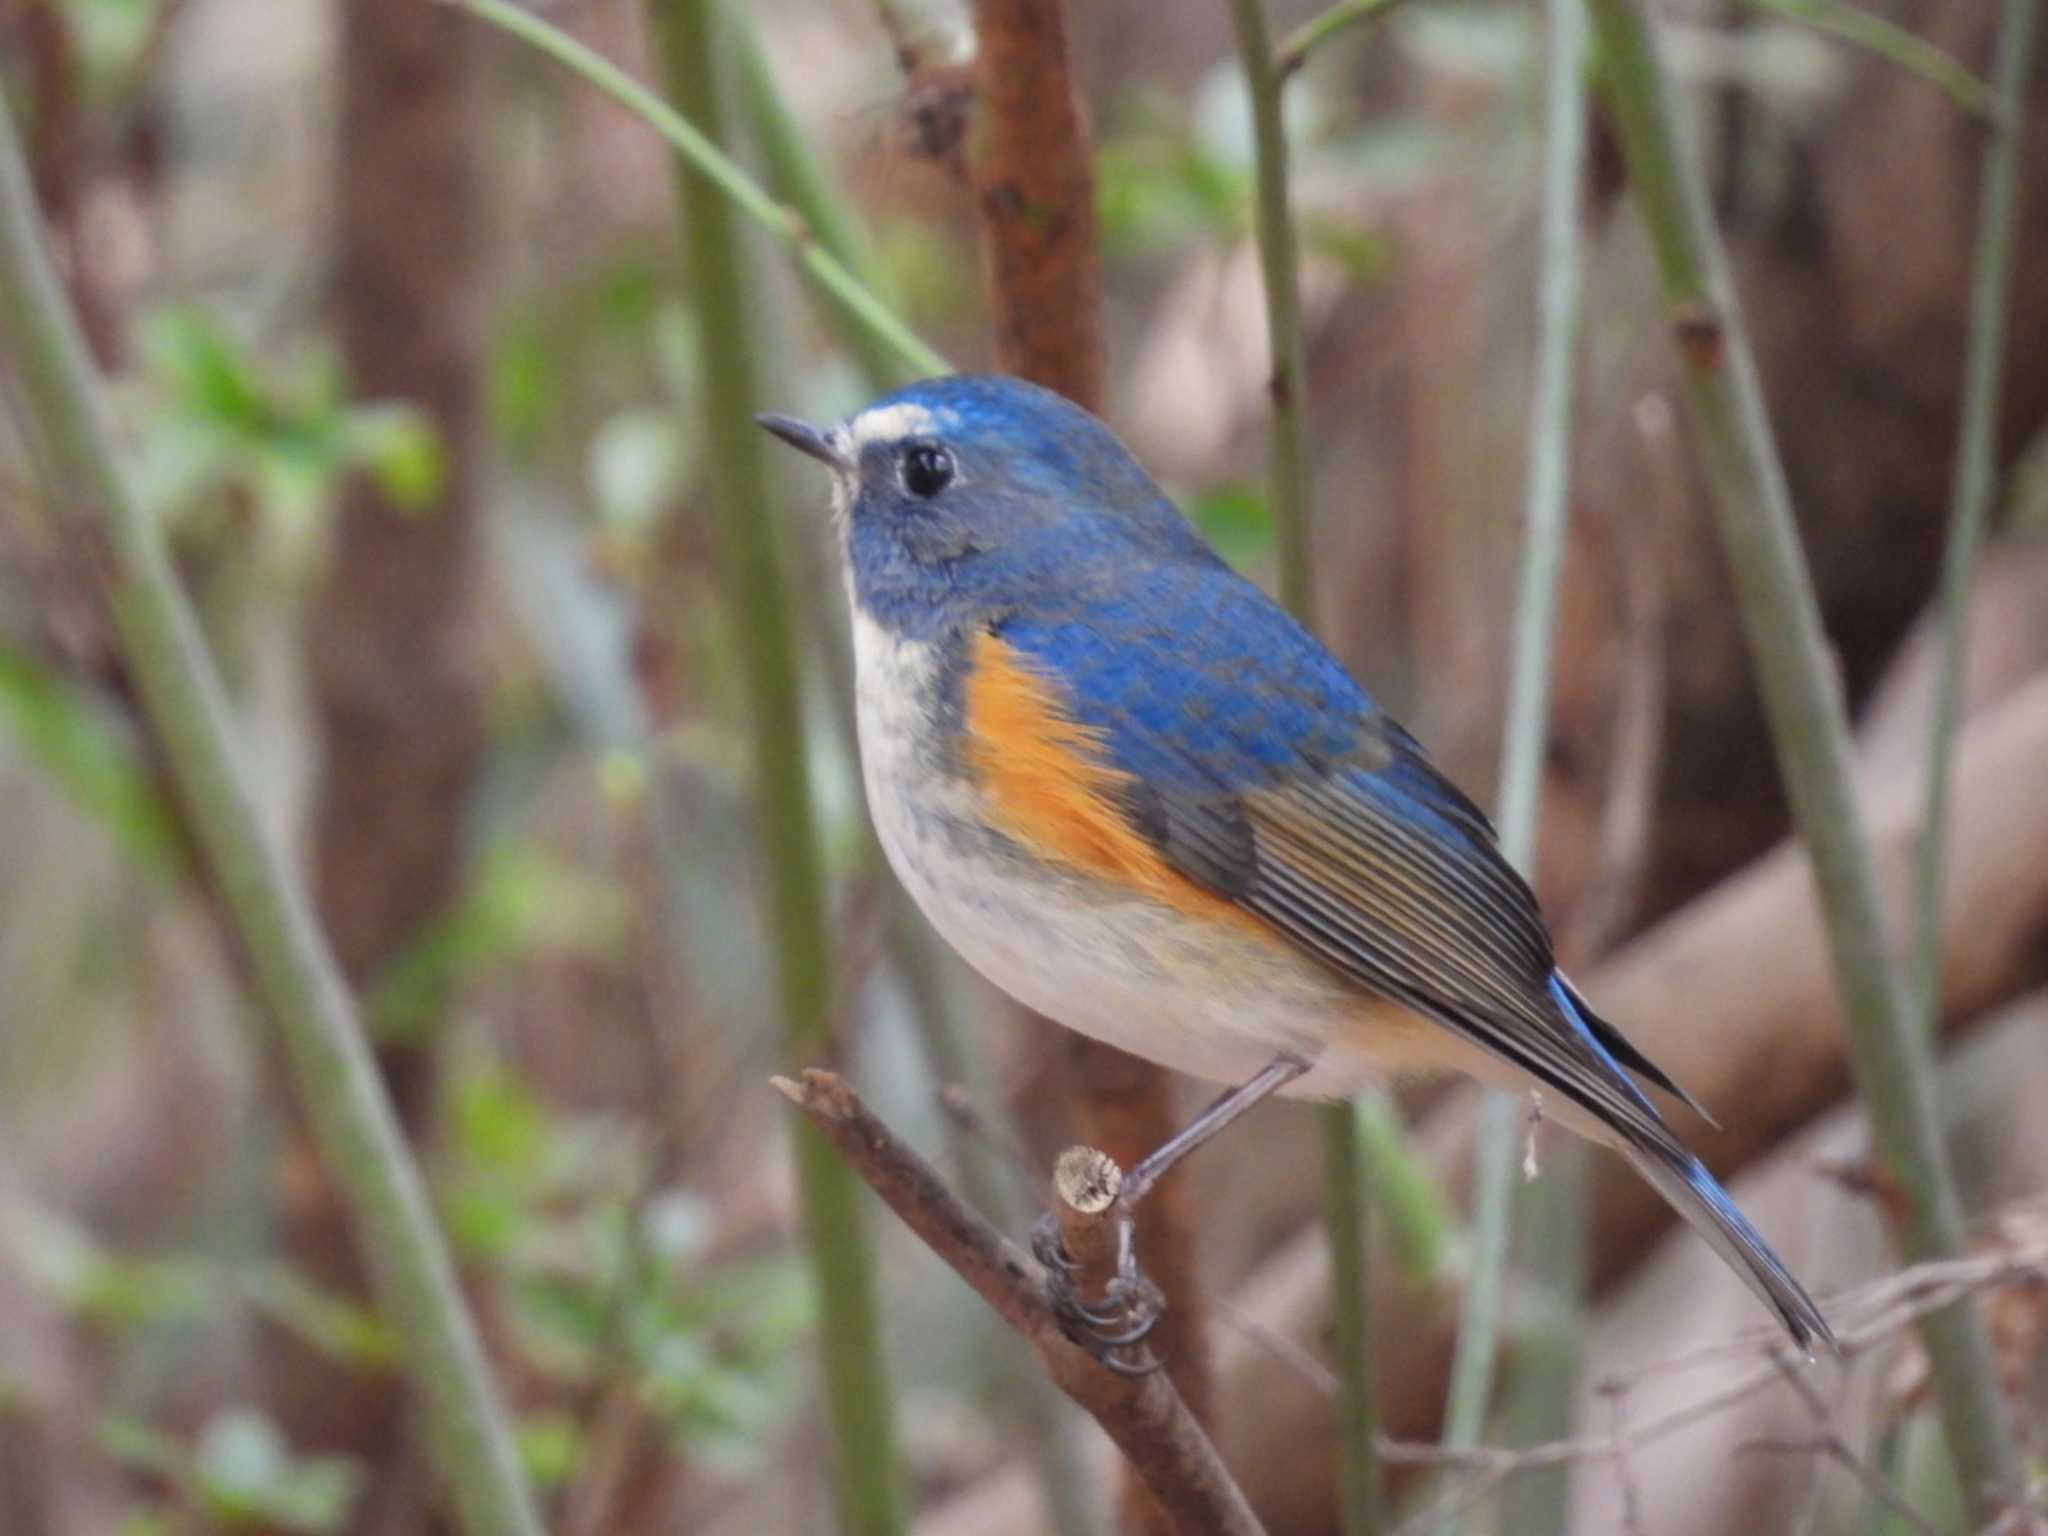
[755,413,850,471]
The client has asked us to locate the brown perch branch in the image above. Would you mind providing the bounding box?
[966,15,1214,1515]
[772,1069,1267,1536]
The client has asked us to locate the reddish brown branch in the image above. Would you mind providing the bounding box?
[774,1069,1266,1536]
[965,4,1211,1520]
[970,0,1105,405]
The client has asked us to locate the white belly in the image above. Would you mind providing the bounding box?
[849,613,1393,1095]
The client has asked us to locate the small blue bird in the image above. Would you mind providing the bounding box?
[759,374,1831,1354]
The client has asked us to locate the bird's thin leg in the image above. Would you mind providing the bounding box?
[1120,1051,1313,1207]
[1037,1051,1312,1372]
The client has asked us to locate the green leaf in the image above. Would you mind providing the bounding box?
[53,0,162,100]
[1186,480,1273,570]
[488,313,556,457]
[366,845,630,1042]
[0,639,178,873]
[192,1409,362,1532]
[515,1412,586,1489]
[343,403,446,511]
[452,1066,552,1179]
[244,1266,400,1372]
[1300,213,1393,284]
[7,1206,208,1329]
[98,1414,192,1483]
[139,308,269,431]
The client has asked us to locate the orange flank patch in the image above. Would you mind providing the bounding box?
[961,632,1258,931]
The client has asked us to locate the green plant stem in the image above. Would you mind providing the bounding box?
[462,0,947,381]
[0,95,541,1536]
[1320,1104,1377,1536]
[1355,1088,1450,1281]
[646,4,905,1531]
[731,8,921,391]
[1227,0,1378,1529]
[1741,0,1996,120]
[1912,0,2038,1027]
[1231,0,1313,626]
[1585,0,2023,1521]
[1435,1096,1516,1480]
[1276,0,1416,77]
[721,24,1100,1526]
[1437,0,1588,1515]
[1492,1147,1585,1533]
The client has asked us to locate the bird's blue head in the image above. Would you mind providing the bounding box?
[758,375,1219,641]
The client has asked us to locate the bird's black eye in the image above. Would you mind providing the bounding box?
[899,440,955,498]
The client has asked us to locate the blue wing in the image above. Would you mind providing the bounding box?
[996,559,1832,1349]
[995,558,1563,1044]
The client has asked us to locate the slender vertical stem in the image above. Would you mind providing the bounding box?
[731,10,921,392]
[1437,0,1589,1515]
[647,5,906,1532]
[1912,0,2038,1027]
[1318,1104,1379,1535]
[967,15,1210,1534]
[1739,0,1996,120]
[1493,1147,1587,1532]
[1231,0,1313,625]
[0,97,541,1536]
[1276,0,1417,80]
[1584,0,2023,1520]
[460,0,948,380]
[1227,1,1378,1529]
[1436,1096,1519,1481]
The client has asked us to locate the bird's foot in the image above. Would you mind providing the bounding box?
[1030,1209,1164,1376]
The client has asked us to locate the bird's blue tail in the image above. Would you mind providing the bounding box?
[1614,1137,1834,1356]
[1547,977,1835,1355]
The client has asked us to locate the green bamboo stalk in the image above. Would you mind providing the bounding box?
[1436,0,1589,1522]
[462,0,947,381]
[1741,0,1996,120]
[1225,0,1379,1528]
[1912,0,2038,1028]
[0,96,541,1536]
[1355,1088,1451,1281]
[1491,1147,1586,1533]
[645,4,906,1531]
[723,26,1103,1529]
[1583,1,2023,1521]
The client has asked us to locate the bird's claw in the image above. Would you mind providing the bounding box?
[1031,1210,1166,1374]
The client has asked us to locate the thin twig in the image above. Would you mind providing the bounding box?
[966,18,1214,1536]
[456,0,948,379]
[730,3,920,392]
[730,0,1063,1335]
[1740,0,1997,121]
[1438,0,1591,1514]
[1276,0,1417,79]
[774,1070,1270,1536]
[645,3,906,1530]
[0,88,541,1536]
[1583,0,2025,1521]
[1738,1438,1945,1536]
[1370,1212,2048,1533]
[1765,1343,1841,1536]
[1601,1380,1647,1536]
[1561,398,1670,962]
[1224,0,1379,1527]
[1911,0,2039,1028]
